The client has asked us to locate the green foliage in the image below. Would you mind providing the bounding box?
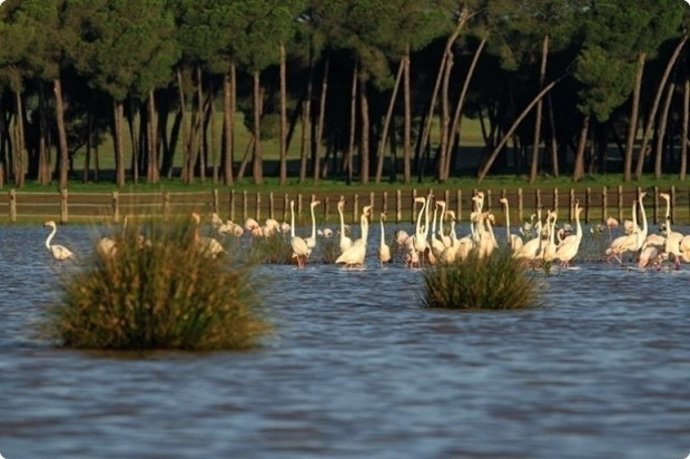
[42,217,270,350]
[420,248,540,310]
[245,233,294,264]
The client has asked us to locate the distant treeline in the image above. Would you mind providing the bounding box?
[0,0,688,189]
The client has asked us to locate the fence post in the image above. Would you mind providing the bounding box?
[535,188,542,211]
[212,188,219,214]
[111,191,119,222]
[230,190,236,221]
[552,187,558,214]
[9,189,16,222]
[242,190,248,221]
[396,189,402,223]
[486,189,492,210]
[569,188,575,222]
[382,191,388,215]
[283,193,289,223]
[60,189,68,224]
[652,186,659,225]
[162,192,170,219]
[353,193,359,222]
[255,192,261,221]
[411,189,417,224]
[269,192,275,220]
[517,188,523,223]
[602,186,607,223]
[456,189,462,222]
[585,187,591,224]
[671,185,676,224]
[617,185,623,223]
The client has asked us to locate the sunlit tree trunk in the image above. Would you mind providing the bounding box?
[315,54,329,179]
[572,115,589,181]
[681,79,689,181]
[529,34,549,183]
[653,82,675,179]
[222,65,235,186]
[375,59,404,183]
[113,99,125,186]
[252,70,263,185]
[403,47,411,184]
[359,76,370,184]
[623,52,645,182]
[279,44,288,185]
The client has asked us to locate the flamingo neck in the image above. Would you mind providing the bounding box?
[46,225,56,249]
[380,219,385,245]
[310,204,317,239]
[438,205,446,237]
[504,203,510,239]
[290,203,296,238]
[415,201,426,236]
[338,206,346,240]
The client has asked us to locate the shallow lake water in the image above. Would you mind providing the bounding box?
[1,223,690,458]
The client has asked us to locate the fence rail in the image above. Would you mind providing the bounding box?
[1,186,689,226]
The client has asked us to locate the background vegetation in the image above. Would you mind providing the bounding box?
[0,0,689,191]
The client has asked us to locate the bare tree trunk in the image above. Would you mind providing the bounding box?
[529,34,549,183]
[315,54,329,181]
[403,47,411,183]
[222,65,235,185]
[300,48,312,183]
[572,115,589,181]
[279,44,288,185]
[654,82,675,178]
[252,70,263,185]
[209,80,217,184]
[682,78,689,180]
[417,8,470,166]
[375,58,404,183]
[477,77,561,183]
[444,36,486,181]
[51,78,69,188]
[359,76,370,184]
[299,102,308,183]
[345,62,358,185]
[635,34,688,179]
[38,83,50,185]
[196,66,206,183]
[114,99,125,186]
[623,52,646,182]
[147,89,158,183]
[13,91,25,188]
[177,68,190,183]
[437,48,454,182]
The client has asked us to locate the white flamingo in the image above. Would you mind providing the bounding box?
[378,212,391,265]
[337,198,353,254]
[606,200,640,264]
[191,213,225,258]
[304,200,321,250]
[44,220,74,260]
[499,197,523,253]
[554,202,583,270]
[660,192,683,268]
[289,200,310,267]
[336,205,372,267]
[516,207,544,263]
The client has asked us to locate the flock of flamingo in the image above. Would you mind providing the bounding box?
[40,191,690,271]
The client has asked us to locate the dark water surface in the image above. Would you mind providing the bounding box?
[1,224,689,458]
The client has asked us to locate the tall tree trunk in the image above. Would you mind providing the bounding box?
[417,8,470,167]
[403,47,412,183]
[126,97,139,184]
[13,91,25,188]
[635,34,688,179]
[299,100,308,183]
[572,115,589,181]
[477,77,561,183]
[529,34,549,183]
[113,99,125,186]
[437,47,454,182]
[279,44,288,185]
[222,65,235,185]
[147,89,158,183]
[38,83,49,185]
[624,52,646,182]
[359,76,370,184]
[252,70,263,185]
[196,66,206,183]
[315,54,329,180]
[177,68,190,183]
[654,82,675,178]
[300,47,312,183]
[209,80,217,184]
[375,58,404,183]
[345,62,358,185]
[682,78,689,180]
[53,78,69,188]
[445,36,486,181]
[84,102,92,183]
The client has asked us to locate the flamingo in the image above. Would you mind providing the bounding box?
[191,213,225,258]
[440,210,459,263]
[554,202,583,270]
[430,200,446,258]
[304,200,321,250]
[516,207,544,263]
[378,212,391,265]
[436,201,452,248]
[499,197,523,253]
[336,205,372,267]
[289,200,310,267]
[660,192,683,268]
[44,220,74,260]
[606,200,640,264]
[337,198,353,254]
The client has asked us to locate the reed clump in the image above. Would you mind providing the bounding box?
[421,248,540,310]
[43,217,270,351]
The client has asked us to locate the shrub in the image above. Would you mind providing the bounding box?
[42,217,270,351]
[420,248,540,310]
[246,233,294,264]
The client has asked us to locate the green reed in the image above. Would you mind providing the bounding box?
[42,217,270,350]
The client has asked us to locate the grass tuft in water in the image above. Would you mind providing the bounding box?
[43,217,270,351]
[420,248,540,310]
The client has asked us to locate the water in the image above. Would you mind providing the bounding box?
[1,224,690,459]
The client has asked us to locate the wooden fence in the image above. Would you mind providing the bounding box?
[0,186,689,226]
